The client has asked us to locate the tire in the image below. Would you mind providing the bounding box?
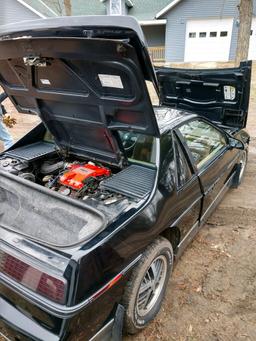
[122,237,173,335]
[231,149,248,188]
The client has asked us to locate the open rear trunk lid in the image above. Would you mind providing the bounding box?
[0,16,160,166]
[156,61,252,129]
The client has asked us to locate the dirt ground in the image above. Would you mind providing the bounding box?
[0,65,256,341]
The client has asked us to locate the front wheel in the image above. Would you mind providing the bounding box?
[122,237,173,335]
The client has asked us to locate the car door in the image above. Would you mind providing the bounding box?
[172,132,202,238]
[173,133,203,254]
[177,118,238,221]
[158,131,202,254]
[156,61,251,130]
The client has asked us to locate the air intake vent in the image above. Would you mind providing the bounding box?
[101,165,156,199]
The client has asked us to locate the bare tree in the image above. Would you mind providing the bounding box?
[64,0,72,16]
[235,0,253,65]
[52,0,63,15]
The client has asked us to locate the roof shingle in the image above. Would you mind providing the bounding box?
[70,0,106,16]
[30,0,174,20]
[128,0,173,20]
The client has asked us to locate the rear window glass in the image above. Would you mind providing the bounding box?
[118,131,156,164]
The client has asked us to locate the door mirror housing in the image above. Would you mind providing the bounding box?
[228,137,244,150]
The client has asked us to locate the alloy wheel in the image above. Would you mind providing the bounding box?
[136,255,168,317]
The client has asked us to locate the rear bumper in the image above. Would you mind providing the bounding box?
[0,256,139,340]
[0,297,60,341]
[0,296,124,341]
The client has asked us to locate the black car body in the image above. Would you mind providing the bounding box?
[0,16,251,340]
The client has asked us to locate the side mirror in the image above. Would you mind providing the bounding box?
[228,137,244,150]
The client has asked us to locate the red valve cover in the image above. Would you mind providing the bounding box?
[59,163,111,190]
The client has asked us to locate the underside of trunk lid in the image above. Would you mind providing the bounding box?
[0,16,159,166]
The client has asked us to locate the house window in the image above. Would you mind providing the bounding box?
[110,0,122,15]
[210,31,217,37]
[220,31,228,37]
[189,32,196,38]
[250,30,253,35]
[199,32,207,38]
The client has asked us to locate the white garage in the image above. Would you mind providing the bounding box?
[249,17,256,60]
[184,18,234,62]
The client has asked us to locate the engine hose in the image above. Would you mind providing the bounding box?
[18,172,36,182]
[40,161,65,174]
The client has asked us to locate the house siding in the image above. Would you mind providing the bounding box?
[71,0,105,16]
[142,25,166,47]
[164,0,256,62]
[0,0,39,26]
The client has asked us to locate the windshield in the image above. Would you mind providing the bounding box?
[118,131,156,164]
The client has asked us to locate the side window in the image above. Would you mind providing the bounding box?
[174,135,192,188]
[178,120,227,168]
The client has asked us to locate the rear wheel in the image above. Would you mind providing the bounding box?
[122,237,173,334]
[232,150,248,188]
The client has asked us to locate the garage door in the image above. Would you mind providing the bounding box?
[184,19,233,62]
[249,17,256,60]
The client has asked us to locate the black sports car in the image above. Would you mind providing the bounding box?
[0,16,251,340]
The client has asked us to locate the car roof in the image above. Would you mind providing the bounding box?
[154,107,197,134]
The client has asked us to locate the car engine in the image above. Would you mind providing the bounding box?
[42,161,113,201]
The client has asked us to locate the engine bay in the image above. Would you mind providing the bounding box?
[0,141,156,246]
[0,142,125,206]
[0,140,156,212]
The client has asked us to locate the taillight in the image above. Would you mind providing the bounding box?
[0,251,66,304]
